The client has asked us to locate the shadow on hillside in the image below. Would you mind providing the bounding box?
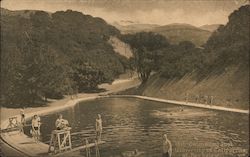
[0,100,50,108]
[1,88,108,109]
[82,88,107,93]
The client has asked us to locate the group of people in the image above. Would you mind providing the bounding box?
[28,113,103,143]
[18,109,42,143]
[55,114,102,141]
[20,110,171,156]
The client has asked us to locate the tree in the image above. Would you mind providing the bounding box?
[1,9,128,107]
[72,62,105,91]
[121,32,170,83]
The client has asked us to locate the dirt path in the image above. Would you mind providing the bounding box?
[0,78,140,122]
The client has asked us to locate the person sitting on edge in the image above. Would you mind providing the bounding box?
[55,114,69,130]
[31,115,41,143]
[163,134,172,157]
[95,114,103,141]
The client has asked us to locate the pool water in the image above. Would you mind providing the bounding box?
[34,97,249,157]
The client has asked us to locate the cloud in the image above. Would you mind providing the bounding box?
[1,0,244,26]
[83,7,230,26]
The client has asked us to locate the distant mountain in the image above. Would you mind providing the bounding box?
[151,23,211,46]
[113,22,212,46]
[1,7,45,18]
[112,22,159,34]
[199,24,222,32]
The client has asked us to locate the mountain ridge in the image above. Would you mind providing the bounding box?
[112,22,213,46]
[199,24,222,32]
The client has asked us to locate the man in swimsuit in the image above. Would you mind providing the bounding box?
[55,114,69,130]
[95,114,102,141]
[31,115,41,143]
[162,134,172,157]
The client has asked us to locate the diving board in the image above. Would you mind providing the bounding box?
[53,140,105,156]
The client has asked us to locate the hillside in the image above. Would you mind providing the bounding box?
[108,36,133,59]
[1,8,129,106]
[136,66,249,110]
[199,24,221,32]
[112,22,159,34]
[152,24,211,46]
[0,8,42,18]
[123,5,249,109]
[113,22,212,46]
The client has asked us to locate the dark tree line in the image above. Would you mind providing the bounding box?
[121,32,203,82]
[1,10,128,107]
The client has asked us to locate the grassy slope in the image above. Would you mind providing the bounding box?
[199,24,221,32]
[127,65,249,110]
[109,36,133,59]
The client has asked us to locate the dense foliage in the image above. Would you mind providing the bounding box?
[201,5,249,72]
[1,5,249,107]
[159,41,203,79]
[121,32,170,83]
[1,9,127,107]
[121,32,203,82]
[121,5,249,83]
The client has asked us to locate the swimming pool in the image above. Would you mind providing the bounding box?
[33,97,249,157]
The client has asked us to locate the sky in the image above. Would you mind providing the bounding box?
[1,0,248,26]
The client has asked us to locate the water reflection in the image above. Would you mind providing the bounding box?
[38,98,249,157]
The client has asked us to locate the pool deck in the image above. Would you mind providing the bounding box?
[1,131,49,156]
[1,78,249,156]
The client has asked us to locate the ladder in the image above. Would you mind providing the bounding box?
[48,127,72,154]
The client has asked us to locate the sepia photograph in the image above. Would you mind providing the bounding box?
[0,0,249,157]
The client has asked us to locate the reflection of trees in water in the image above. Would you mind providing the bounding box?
[39,98,248,156]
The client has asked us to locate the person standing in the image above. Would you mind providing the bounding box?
[163,134,172,157]
[95,114,102,141]
[31,115,41,143]
[19,109,26,133]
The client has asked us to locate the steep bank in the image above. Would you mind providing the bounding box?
[124,65,249,110]
[121,5,249,110]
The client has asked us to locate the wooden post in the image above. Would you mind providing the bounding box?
[48,127,72,154]
[85,139,91,157]
[95,140,100,157]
